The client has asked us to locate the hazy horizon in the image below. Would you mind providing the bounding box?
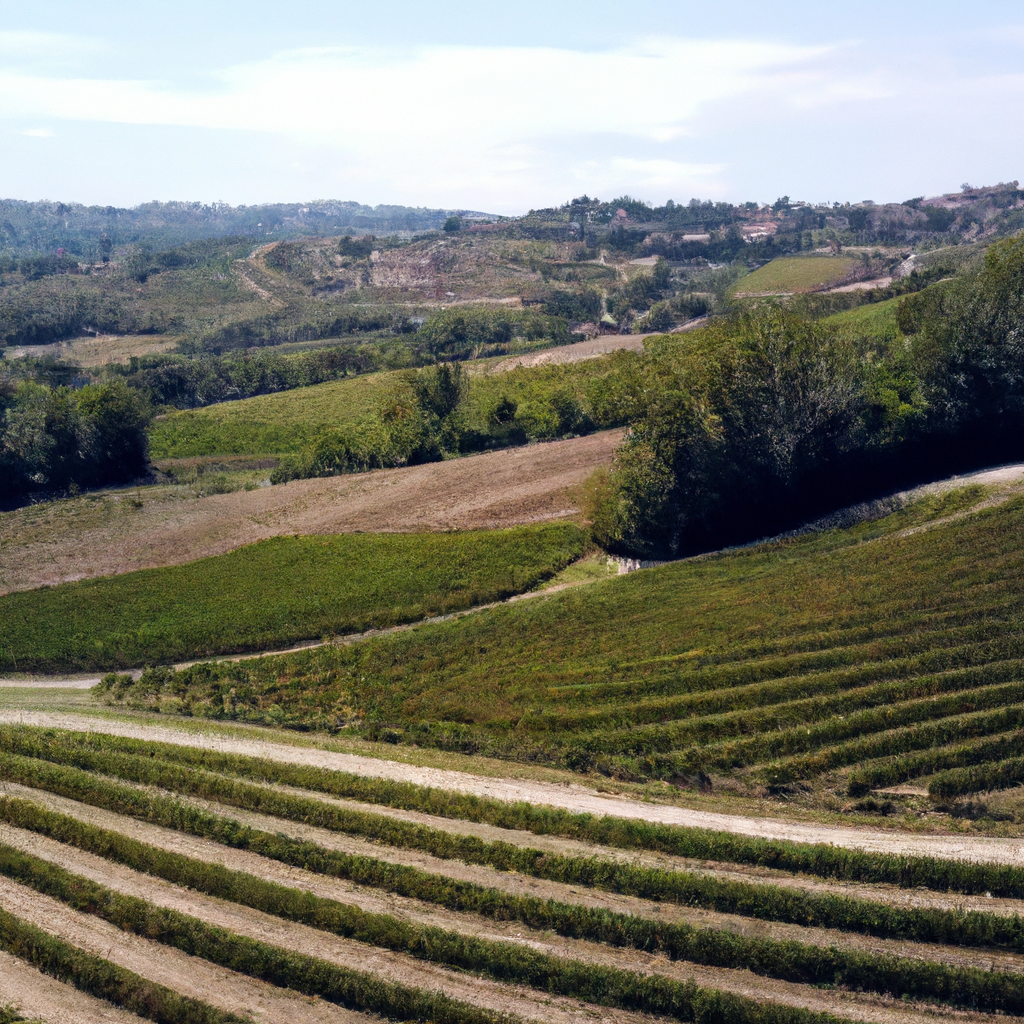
[1,0,1022,213]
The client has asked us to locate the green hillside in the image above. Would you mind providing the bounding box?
[820,296,901,341]
[0,524,584,673]
[109,483,1024,820]
[732,255,857,295]
[149,353,639,460]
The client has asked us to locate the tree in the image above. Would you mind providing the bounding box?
[443,216,462,233]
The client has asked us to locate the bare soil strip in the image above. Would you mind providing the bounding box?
[0,430,621,594]
[490,320,707,373]
[0,832,651,1024]
[0,808,1005,1024]
[10,782,1024,988]
[0,947,147,1024]
[0,877,372,1024]
[8,712,1024,867]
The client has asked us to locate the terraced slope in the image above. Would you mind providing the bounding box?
[3,722,1024,1024]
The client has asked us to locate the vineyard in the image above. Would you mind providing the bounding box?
[4,714,1024,1024]
[99,478,1024,818]
[0,524,585,673]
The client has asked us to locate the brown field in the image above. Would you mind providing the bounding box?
[0,429,620,594]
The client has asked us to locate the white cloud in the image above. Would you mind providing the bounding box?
[20,128,54,137]
[0,37,828,151]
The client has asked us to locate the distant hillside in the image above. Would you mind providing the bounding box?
[0,199,496,260]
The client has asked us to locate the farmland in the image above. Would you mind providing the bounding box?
[96,473,1024,820]
[0,524,585,673]
[7,707,1024,1024]
[731,256,859,295]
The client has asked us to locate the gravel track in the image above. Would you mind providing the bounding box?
[0,877,372,1024]
[0,803,1005,1024]
[0,947,147,1024]
[7,712,1024,868]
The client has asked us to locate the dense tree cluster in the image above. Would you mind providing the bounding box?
[592,234,1024,557]
[0,378,150,501]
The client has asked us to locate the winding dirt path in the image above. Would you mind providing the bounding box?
[4,712,1024,867]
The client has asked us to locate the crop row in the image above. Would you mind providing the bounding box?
[584,657,1024,759]
[842,723,1024,795]
[630,675,1024,782]
[6,724,1024,892]
[546,609,1024,706]
[929,755,1024,798]
[16,789,1024,1009]
[0,841,521,1024]
[0,905,240,1024]
[10,740,1024,926]
[530,635,1024,735]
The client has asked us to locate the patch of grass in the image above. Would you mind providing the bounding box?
[731,256,858,295]
[821,296,901,342]
[148,352,636,459]
[0,524,585,673]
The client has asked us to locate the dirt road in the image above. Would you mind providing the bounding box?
[5,712,1024,868]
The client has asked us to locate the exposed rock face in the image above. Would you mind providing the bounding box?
[371,240,458,296]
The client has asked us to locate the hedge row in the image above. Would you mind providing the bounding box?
[0,905,242,1024]
[843,722,1024,796]
[930,755,1024,798]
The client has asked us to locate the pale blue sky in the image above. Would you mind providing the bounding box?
[1,1,1022,212]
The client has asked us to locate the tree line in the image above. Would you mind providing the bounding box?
[590,234,1024,556]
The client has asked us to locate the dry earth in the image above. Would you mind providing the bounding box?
[0,429,621,594]
[0,947,148,1023]
[5,713,1024,868]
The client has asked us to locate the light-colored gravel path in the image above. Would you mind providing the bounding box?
[0,877,372,1024]
[0,947,147,1024]
[0,805,1007,1024]
[5,712,1024,867]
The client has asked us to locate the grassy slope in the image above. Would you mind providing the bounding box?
[127,486,1024,795]
[732,256,857,295]
[821,296,901,342]
[149,354,633,459]
[0,524,585,673]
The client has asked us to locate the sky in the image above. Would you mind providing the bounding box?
[0,1,1022,214]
